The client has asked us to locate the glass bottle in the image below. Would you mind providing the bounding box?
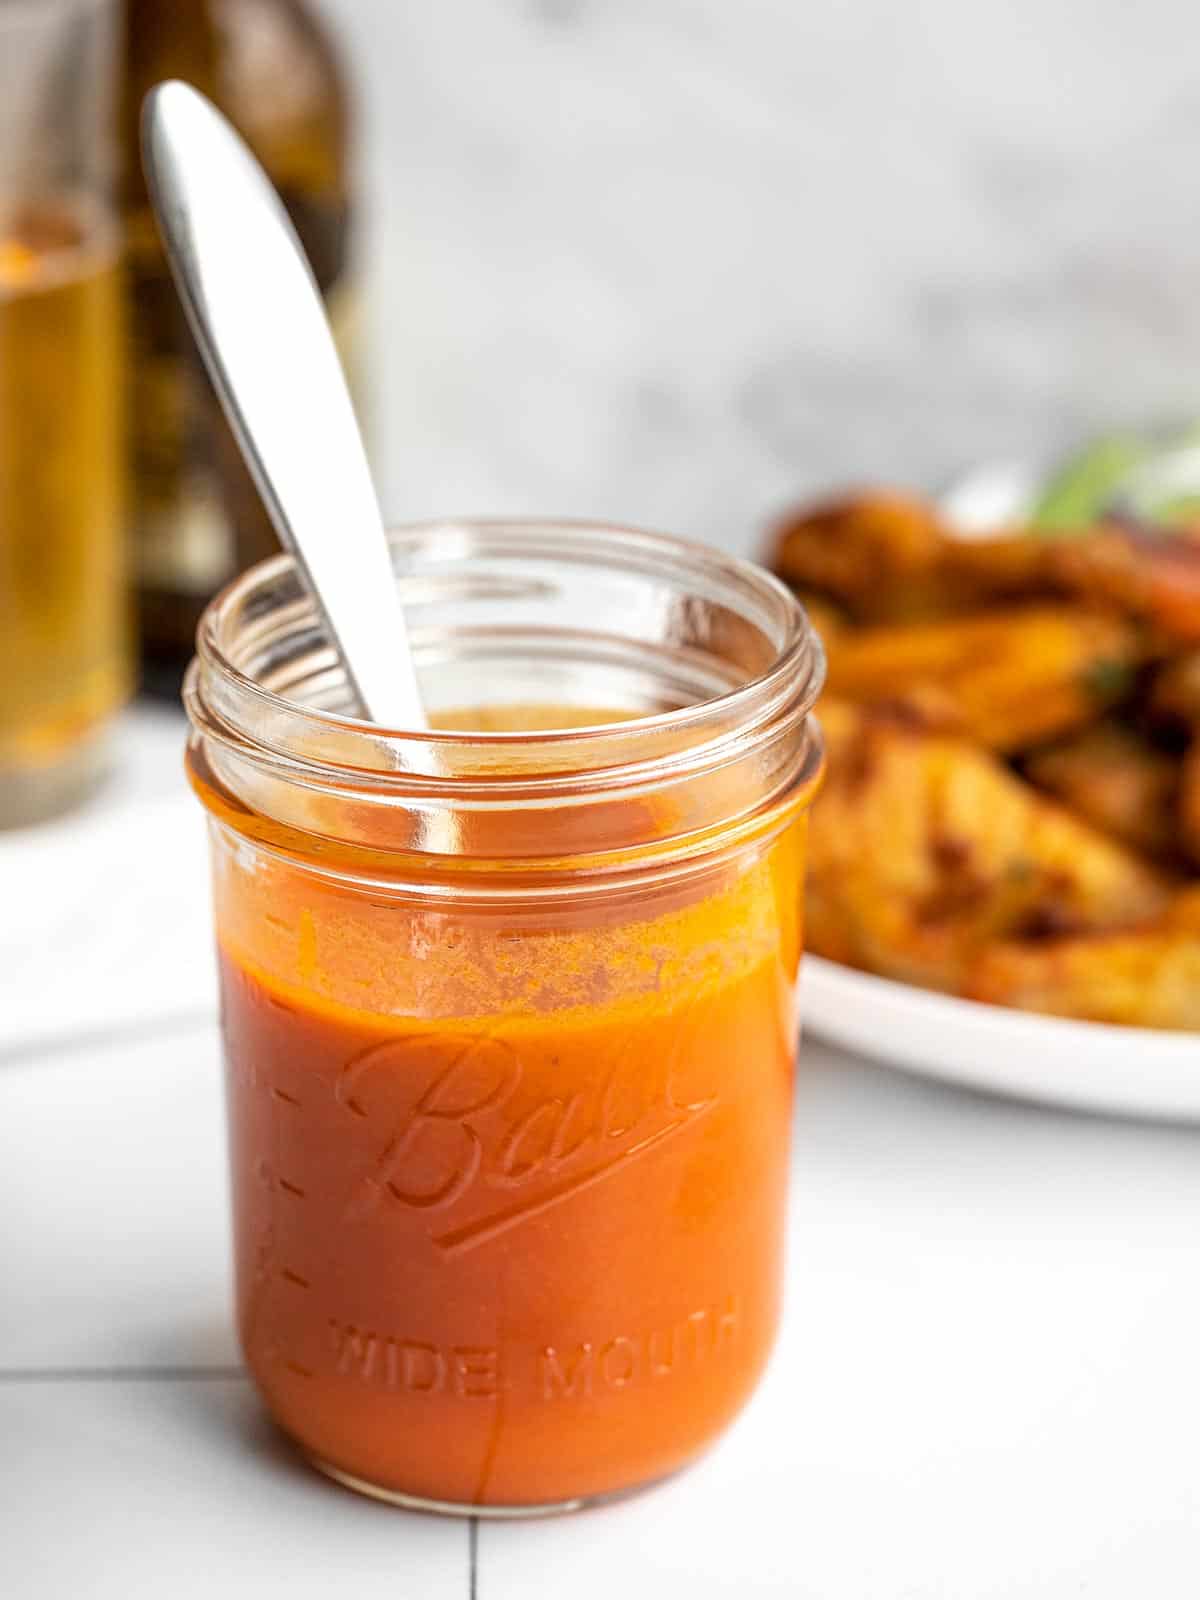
[120,0,357,697]
[0,0,128,826]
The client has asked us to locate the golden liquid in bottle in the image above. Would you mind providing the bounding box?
[0,204,129,823]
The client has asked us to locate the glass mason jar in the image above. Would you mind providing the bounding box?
[185,521,824,1515]
[0,0,128,827]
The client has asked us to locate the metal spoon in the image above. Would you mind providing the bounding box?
[141,80,427,730]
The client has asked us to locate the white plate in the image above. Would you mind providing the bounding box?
[804,460,1200,1121]
[801,955,1200,1123]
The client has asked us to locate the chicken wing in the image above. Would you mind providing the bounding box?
[1149,651,1200,727]
[768,492,945,620]
[1049,522,1200,646]
[825,606,1142,751]
[1022,720,1179,860]
[807,702,1171,992]
[768,492,1053,621]
[771,492,1200,644]
[966,927,1200,1030]
[1181,742,1200,868]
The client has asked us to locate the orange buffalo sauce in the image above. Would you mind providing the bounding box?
[200,705,807,1510]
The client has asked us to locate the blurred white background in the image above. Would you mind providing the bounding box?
[326,0,1200,558]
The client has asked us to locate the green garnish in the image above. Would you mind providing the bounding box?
[1031,436,1148,535]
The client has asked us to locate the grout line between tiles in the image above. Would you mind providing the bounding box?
[0,1366,245,1384]
[0,1008,216,1068]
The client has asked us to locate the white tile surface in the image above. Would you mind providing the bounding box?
[102,703,191,810]
[5,710,1200,1595]
[481,1050,1200,1598]
[0,1379,466,1599]
[0,707,212,1055]
[0,1021,234,1371]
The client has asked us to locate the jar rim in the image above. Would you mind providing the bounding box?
[191,518,823,770]
[186,519,825,875]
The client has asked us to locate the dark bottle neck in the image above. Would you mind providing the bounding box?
[120,0,220,208]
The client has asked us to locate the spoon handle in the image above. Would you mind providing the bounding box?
[142,80,426,730]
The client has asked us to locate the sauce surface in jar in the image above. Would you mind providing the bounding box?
[202,702,808,1509]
